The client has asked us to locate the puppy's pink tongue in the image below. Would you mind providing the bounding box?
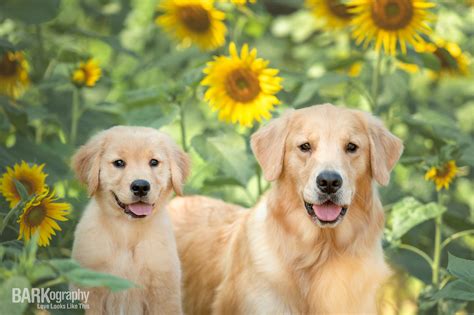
[313,203,342,221]
[127,203,152,216]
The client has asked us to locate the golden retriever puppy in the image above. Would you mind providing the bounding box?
[169,104,403,314]
[72,126,189,315]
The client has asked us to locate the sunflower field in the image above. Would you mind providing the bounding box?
[0,0,473,314]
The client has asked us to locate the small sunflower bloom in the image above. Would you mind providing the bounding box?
[156,0,226,51]
[0,161,48,208]
[71,59,102,87]
[227,0,256,5]
[425,160,461,191]
[349,0,435,55]
[201,42,283,127]
[398,39,470,76]
[306,0,354,30]
[17,189,70,247]
[0,51,30,99]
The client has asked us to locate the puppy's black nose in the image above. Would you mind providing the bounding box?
[130,179,150,197]
[316,171,342,194]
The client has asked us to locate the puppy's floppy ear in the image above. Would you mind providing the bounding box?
[251,110,293,181]
[164,136,190,196]
[365,113,404,186]
[71,131,107,196]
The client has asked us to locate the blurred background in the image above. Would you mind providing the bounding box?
[0,0,473,314]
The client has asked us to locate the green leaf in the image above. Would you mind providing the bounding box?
[191,134,254,187]
[49,259,134,292]
[447,253,474,282]
[13,179,28,201]
[65,269,135,292]
[432,279,474,301]
[386,197,446,242]
[127,104,179,129]
[0,276,31,315]
[0,0,61,24]
[49,259,81,274]
[294,73,348,107]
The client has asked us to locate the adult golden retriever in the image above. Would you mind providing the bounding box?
[71,126,189,315]
[169,104,403,314]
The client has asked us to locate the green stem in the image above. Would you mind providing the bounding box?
[179,102,188,152]
[371,52,383,111]
[441,229,474,250]
[398,243,433,267]
[256,167,262,196]
[70,88,80,145]
[0,202,24,235]
[432,193,443,288]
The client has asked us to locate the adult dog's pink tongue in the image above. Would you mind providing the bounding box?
[313,203,342,221]
[127,203,152,216]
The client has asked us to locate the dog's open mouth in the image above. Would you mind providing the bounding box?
[304,201,347,225]
[113,192,153,219]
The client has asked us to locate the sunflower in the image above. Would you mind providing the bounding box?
[156,0,226,51]
[71,58,102,87]
[306,0,354,29]
[201,42,283,127]
[227,0,256,4]
[0,161,48,208]
[398,39,470,76]
[17,189,70,247]
[349,0,435,55]
[425,160,460,191]
[0,51,30,99]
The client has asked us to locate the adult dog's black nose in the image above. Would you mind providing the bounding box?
[130,179,150,197]
[316,171,343,194]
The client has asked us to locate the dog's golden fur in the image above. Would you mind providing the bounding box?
[72,126,189,315]
[169,104,403,314]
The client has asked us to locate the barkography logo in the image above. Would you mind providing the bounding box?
[12,287,90,310]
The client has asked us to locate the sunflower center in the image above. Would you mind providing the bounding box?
[433,48,456,70]
[436,163,454,179]
[26,206,46,227]
[371,0,413,30]
[178,5,211,33]
[0,53,19,76]
[326,0,353,19]
[225,68,261,103]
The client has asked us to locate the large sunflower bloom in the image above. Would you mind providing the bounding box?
[71,59,102,87]
[349,0,435,55]
[201,42,283,127]
[425,160,460,191]
[156,0,226,51]
[0,161,47,208]
[0,51,30,99]
[17,189,70,247]
[306,0,354,29]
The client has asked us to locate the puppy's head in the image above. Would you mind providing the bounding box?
[72,126,190,219]
[251,104,403,228]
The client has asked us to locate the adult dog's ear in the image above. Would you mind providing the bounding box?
[164,136,190,196]
[251,110,293,181]
[365,113,404,186]
[72,131,107,196]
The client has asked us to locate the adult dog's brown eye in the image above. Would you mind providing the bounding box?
[149,159,159,167]
[346,142,358,153]
[299,143,311,152]
[113,159,126,168]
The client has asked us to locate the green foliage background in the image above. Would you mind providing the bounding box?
[0,0,473,314]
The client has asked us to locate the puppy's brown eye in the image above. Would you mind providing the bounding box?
[113,159,126,168]
[149,159,159,167]
[299,143,311,152]
[346,142,358,153]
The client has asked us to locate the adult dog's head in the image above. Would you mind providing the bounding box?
[72,126,190,219]
[251,104,403,228]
